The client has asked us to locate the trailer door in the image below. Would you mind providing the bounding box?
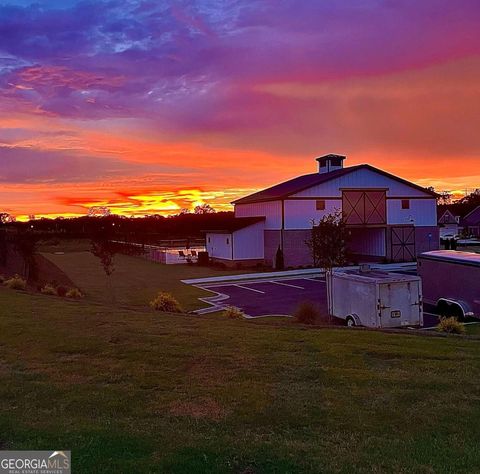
[378,281,422,328]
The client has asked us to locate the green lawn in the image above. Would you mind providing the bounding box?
[465,323,480,335]
[42,250,248,312]
[1,286,480,473]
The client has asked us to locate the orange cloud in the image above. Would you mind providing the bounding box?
[2,57,479,219]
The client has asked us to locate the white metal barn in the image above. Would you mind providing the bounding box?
[206,154,439,267]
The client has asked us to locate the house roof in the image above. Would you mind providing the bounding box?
[232,164,438,205]
[438,209,459,224]
[462,205,480,225]
[202,216,265,234]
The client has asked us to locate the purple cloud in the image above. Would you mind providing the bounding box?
[1,0,479,125]
[0,0,479,166]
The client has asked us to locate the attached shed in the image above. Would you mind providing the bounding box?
[229,154,439,267]
[205,217,265,266]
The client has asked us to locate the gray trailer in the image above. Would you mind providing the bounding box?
[327,268,423,328]
[418,250,480,319]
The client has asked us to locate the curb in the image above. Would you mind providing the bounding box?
[182,262,416,286]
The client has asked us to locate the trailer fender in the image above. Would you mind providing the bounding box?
[437,298,472,319]
[346,313,362,327]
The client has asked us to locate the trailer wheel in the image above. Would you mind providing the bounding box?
[437,301,465,321]
[346,316,356,327]
[451,304,465,321]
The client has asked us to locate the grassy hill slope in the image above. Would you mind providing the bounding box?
[1,286,480,473]
[42,250,246,312]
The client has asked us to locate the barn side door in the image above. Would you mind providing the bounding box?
[390,226,416,262]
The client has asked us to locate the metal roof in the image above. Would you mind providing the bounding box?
[232,164,437,205]
[202,216,265,234]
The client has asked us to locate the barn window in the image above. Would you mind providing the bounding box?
[226,237,230,245]
[208,237,210,243]
[401,199,410,209]
[316,199,326,211]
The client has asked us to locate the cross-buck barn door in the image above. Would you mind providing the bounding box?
[342,190,386,225]
[390,226,416,262]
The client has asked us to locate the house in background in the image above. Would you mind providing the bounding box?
[462,205,480,237]
[438,209,461,239]
[206,154,439,267]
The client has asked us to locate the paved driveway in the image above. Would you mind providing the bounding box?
[197,272,441,326]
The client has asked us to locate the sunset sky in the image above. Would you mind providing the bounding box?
[1,0,479,219]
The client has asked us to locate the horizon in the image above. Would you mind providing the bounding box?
[1,0,479,219]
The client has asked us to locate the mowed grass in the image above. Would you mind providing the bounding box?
[42,249,247,312]
[465,323,480,335]
[1,287,480,473]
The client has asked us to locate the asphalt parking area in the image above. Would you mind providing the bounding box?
[198,271,442,327]
[200,277,327,317]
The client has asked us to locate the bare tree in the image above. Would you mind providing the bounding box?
[0,213,13,224]
[88,206,111,217]
[91,231,116,302]
[194,203,216,214]
[438,191,452,206]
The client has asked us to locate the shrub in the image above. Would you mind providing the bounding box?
[294,301,320,325]
[275,245,284,270]
[437,316,465,335]
[56,286,67,297]
[41,283,57,296]
[223,306,244,319]
[0,274,5,284]
[66,288,83,299]
[150,292,183,313]
[4,275,27,290]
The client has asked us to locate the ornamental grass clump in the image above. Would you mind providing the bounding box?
[41,283,57,296]
[293,301,320,325]
[4,274,27,290]
[437,316,465,335]
[150,292,183,313]
[223,306,244,319]
[66,288,83,299]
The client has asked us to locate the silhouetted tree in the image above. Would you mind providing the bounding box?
[0,229,7,267]
[91,239,115,278]
[275,246,284,270]
[0,213,12,224]
[306,211,348,270]
[14,233,39,281]
[91,228,117,302]
[194,203,216,214]
[306,211,348,322]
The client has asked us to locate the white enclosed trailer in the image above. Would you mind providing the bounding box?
[327,269,423,328]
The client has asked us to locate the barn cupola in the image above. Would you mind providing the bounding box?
[316,154,346,174]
